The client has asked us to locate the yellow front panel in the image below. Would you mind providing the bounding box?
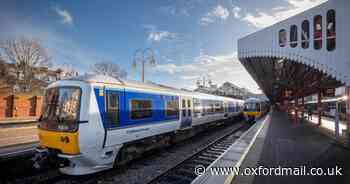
[38,129,80,154]
[244,111,261,118]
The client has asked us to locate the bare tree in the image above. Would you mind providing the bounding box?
[0,37,51,92]
[92,61,127,79]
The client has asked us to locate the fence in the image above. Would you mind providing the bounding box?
[0,94,43,120]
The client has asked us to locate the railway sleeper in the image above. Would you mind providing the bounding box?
[200,152,220,159]
[196,155,217,162]
[205,149,224,155]
[209,147,227,152]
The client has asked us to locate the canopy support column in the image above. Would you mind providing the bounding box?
[346,86,350,145]
[301,97,305,121]
[295,95,298,124]
[317,90,322,126]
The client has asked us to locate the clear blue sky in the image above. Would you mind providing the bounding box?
[0,0,327,93]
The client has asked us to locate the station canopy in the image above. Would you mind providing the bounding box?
[238,0,350,103]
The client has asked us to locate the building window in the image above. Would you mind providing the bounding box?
[166,99,179,117]
[130,99,152,119]
[314,15,323,50]
[290,25,298,48]
[327,9,336,51]
[301,20,310,49]
[106,92,119,123]
[279,29,287,47]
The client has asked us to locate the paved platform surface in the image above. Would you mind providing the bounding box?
[233,111,350,184]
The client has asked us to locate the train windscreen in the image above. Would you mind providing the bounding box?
[244,102,260,112]
[39,87,81,132]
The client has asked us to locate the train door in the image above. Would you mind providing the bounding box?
[103,89,124,148]
[223,102,229,118]
[180,97,192,129]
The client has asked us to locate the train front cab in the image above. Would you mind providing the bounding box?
[35,80,114,175]
[243,101,262,122]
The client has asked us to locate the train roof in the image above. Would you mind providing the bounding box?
[244,97,266,103]
[58,74,243,102]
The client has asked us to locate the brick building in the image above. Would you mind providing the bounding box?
[0,60,78,120]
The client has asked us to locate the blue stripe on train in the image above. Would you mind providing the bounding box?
[94,87,179,129]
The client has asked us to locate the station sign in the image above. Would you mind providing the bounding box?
[322,88,335,97]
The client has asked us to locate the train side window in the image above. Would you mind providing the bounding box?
[182,99,186,117]
[301,20,310,49]
[214,103,222,113]
[193,98,201,117]
[166,99,179,117]
[210,104,214,113]
[130,99,152,119]
[290,25,298,48]
[106,92,119,123]
[187,100,191,117]
[279,29,286,47]
[314,15,322,50]
[327,9,336,51]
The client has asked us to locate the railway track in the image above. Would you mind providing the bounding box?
[147,123,251,184]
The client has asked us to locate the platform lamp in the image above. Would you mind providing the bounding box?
[132,48,156,83]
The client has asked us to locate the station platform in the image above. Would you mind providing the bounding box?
[233,111,350,184]
[0,124,38,148]
[0,124,38,159]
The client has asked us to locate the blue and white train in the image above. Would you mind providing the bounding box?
[35,75,244,175]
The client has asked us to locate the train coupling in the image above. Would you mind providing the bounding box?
[32,147,49,169]
[33,147,70,169]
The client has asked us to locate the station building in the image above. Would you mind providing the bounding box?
[238,0,350,143]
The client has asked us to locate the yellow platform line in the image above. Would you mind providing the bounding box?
[224,114,270,184]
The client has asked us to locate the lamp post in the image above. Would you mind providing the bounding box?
[133,48,156,83]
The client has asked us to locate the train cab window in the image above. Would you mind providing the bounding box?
[187,100,191,117]
[327,10,336,51]
[290,25,298,48]
[166,100,179,117]
[182,99,186,117]
[106,92,119,123]
[301,20,310,49]
[40,87,81,132]
[314,15,323,50]
[256,103,261,112]
[130,99,152,119]
[279,29,286,47]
